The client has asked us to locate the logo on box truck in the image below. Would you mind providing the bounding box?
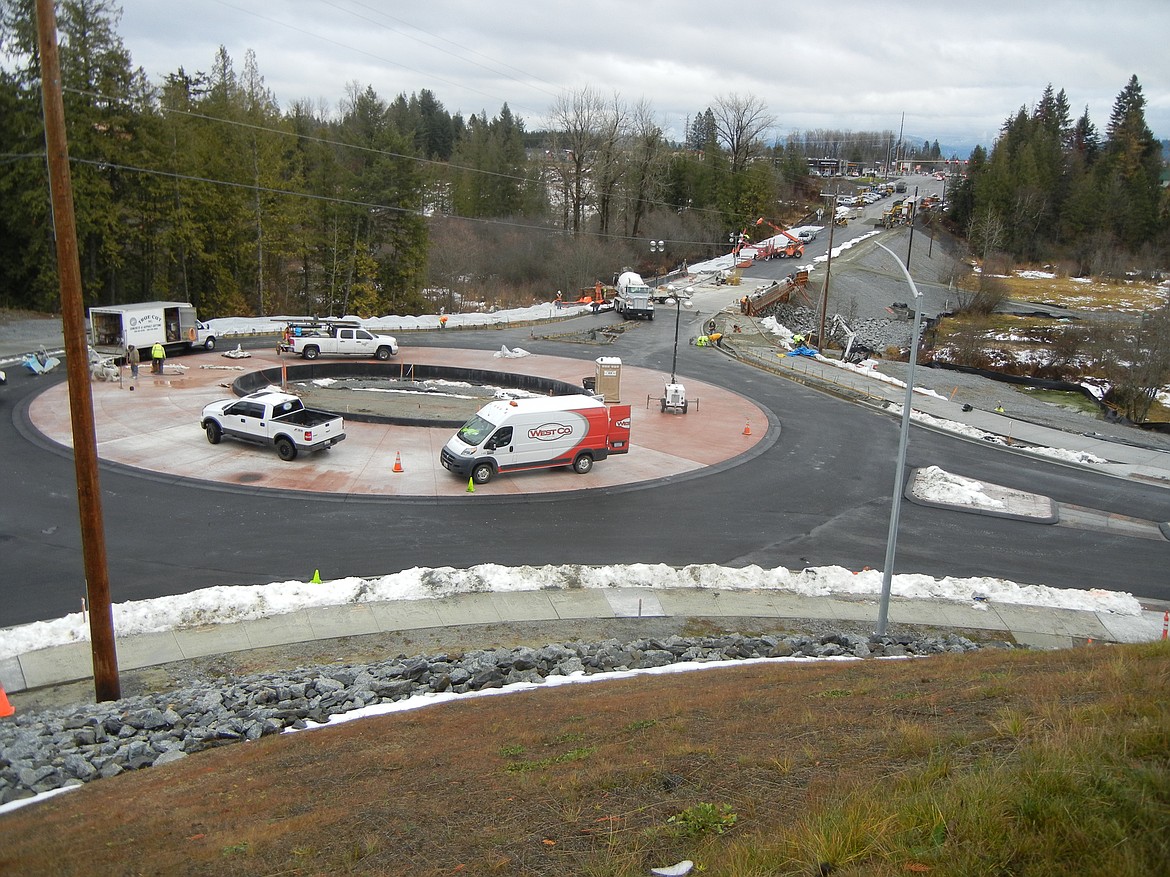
[129,313,162,331]
[529,422,574,441]
[616,417,631,429]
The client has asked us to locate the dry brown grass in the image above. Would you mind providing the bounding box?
[992,271,1166,314]
[2,643,1168,876]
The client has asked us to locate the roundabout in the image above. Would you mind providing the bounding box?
[6,263,1170,634]
[26,344,773,497]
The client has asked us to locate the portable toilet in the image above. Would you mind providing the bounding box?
[594,356,622,403]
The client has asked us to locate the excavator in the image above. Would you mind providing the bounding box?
[753,218,805,260]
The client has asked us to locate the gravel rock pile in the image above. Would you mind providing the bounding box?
[761,303,916,354]
[0,630,999,804]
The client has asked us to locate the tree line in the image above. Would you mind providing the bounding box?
[1,1,912,317]
[948,78,1168,275]
[2,2,1166,321]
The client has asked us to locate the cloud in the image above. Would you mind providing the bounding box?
[114,0,1170,146]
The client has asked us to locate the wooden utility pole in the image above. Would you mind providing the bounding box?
[816,187,838,348]
[35,0,120,701]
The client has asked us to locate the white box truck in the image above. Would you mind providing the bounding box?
[89,301,217,355]
[440,395,632,484]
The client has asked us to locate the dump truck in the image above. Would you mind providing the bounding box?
[739,270,809,317]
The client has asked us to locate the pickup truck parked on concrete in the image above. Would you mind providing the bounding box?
[201,390,346,461]
[287,321,398,360]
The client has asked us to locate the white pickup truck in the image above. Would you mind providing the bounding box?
[201,390,346,461]
[289,323,398,360]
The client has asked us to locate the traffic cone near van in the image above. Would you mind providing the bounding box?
[466,477,475,494]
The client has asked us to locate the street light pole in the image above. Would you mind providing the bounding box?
[671,295,682,383]
[874,242,925,636]
[650,239,665,285]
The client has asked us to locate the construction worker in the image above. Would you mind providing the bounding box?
[995,402,1005,414]
[439,315,448,329]
[150,341,165,374]
[792,333,806,348]
[125,344,139,380]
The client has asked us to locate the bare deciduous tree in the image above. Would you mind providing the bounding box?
[711,93,774,175]
[1093,309,1170,422]
[548,86,607,234]
[592,94,629,236]
[623,99,665,239]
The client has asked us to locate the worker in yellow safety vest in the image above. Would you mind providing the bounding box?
[150,341,165,374]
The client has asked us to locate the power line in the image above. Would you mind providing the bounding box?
[58,154,726,249]
[65,85,754,228]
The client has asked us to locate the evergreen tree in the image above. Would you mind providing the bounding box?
[1101,75,1162,249]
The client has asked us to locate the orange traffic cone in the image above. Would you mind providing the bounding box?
[0,684,14,718]
[743,420,752,436]
[392,451,403,473]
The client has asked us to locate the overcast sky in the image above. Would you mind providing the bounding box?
[111,0,1169,152]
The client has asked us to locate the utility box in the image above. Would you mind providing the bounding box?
[594,356,622,403]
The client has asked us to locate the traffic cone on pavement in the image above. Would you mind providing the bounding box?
[310,569,322,584]
[466,477,475,494]
[392,451,403,473]
[743,420,752,436]
[0,684,14,718]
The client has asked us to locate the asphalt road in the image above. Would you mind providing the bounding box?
[3,221,1168,628]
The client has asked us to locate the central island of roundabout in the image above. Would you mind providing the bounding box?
[29,346,774,497]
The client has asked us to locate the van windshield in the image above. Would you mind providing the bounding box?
[455,414,496,447]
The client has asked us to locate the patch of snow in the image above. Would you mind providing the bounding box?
[0,562,1144,663]
[916,465,1005,509]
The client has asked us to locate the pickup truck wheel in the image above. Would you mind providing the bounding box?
[275,437,298,461]
[572,454,594,475]
[203,337,216,351]
[471,462,494,484]
[375,346,392,361]
[204,422,223,444]
[302,345,319,360]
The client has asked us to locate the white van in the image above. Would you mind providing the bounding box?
[440,395,632,484]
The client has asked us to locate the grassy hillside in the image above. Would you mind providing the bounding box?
[2,641,1168,875]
